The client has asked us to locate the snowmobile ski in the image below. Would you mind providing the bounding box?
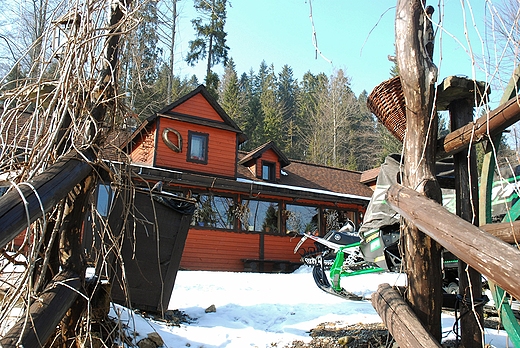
[312,264,363,301]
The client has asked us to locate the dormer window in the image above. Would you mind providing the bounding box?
[261,161,275,181]
[187,131,208,164]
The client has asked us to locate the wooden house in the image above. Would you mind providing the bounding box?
[120,85,374,273]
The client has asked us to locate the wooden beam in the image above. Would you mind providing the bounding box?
[437,95,520,159]
[481,220,520,244]
[0,150,94,250]
[386,183,520,301]
[371,283,442,348]
[0,270,81,347]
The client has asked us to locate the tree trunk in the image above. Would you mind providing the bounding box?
[168,0,177,104]
[58,177,94,345]
[57,0,130,341]
[395,0,442,341]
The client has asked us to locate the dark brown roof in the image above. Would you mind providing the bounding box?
[237,152,373,199]
[360,167,380,184]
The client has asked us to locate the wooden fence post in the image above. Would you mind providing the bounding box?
[395,0,442,340]
[437,76,487,347]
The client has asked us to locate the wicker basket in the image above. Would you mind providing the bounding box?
[367,76,406,142]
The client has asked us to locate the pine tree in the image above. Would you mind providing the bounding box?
[260,64,284,147]
[186,0,229,95]
[220,58,243,125]
[123,1,163,118]
[298,71,328,163]
[277,65,299,157]
[300,71,330,165]
[240,70,263,150]
[353,91,383,170]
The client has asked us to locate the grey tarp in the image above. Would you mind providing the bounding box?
[358,154,402,240]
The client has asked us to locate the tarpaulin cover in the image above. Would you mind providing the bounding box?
[358,154,402,240]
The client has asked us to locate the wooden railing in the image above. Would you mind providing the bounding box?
[371,92,520,348]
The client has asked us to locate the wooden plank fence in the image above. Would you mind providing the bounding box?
[386,183,520,301]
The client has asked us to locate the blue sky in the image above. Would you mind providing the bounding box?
[172,1,509,104]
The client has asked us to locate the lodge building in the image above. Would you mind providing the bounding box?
[114,85,374,273]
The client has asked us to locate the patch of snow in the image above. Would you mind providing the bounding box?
[109,266,514,348]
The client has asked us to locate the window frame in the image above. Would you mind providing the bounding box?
[192,193,237,230]
[187,131,209,164]
[260,160,276,181]
[238,199,280,234]
[284,204,319,235]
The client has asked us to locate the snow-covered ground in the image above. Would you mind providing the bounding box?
[111,266,514,348]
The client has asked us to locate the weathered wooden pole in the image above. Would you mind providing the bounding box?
[438,76,485,347]
[480,220,520,243]
[395,1,442,341]
[0,150,94,250]
[372,283,442,348]
[0,271,81,347]
[436,94,520,159]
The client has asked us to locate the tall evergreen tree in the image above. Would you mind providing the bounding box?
[277,64,299,157]
[297,72,326,161]
[256,60,269,94]
[186,0,229,95]
[324,69,358,168]
[240,69,263,150]
[260,64,284,147]
[123,1,163,118]
[299,71,329,164]
[353,91,382,170]
[219,58,244,125]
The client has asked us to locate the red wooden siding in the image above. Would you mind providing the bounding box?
[180,230,259,272]
[169,94,222,122]
[130,124,156,165]
[256,149,281,180]
[263,234,306,262]
[154,118,237,177]
[180,229,316,272]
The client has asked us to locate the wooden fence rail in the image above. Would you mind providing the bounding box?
[372,283,442,348]
[386,183,520,301]
[436,95,520,159]
[0,150,94,249]
[0,271,81,347]
[481,220,520,244]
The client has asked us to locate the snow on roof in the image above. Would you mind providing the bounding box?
[236,178,370,201]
